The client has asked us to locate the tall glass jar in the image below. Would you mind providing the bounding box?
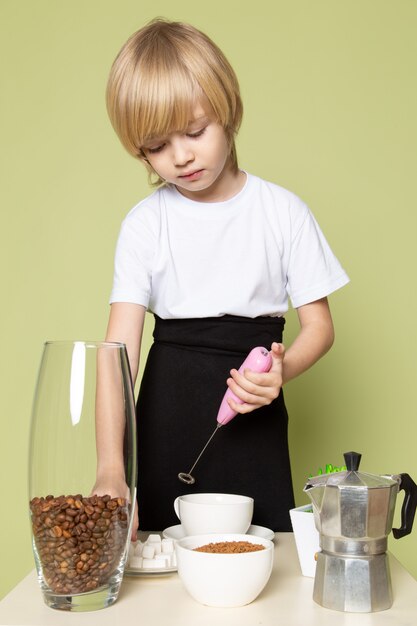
[28,341,137,611]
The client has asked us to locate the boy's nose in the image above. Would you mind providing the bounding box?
[172,139,194,166]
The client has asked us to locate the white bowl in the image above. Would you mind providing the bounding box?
[175,533,274,607]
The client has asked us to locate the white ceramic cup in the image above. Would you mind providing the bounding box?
[173,493,254,535]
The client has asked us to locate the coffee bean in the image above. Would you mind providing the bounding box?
[30,494,130,594]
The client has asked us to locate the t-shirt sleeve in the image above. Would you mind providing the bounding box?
[286,205,349,308]
[109,208,157,308]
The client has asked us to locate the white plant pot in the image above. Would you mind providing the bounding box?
[289,504,320,578]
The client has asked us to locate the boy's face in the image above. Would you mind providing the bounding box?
[141,100,238,202]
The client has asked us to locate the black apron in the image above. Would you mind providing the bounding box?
[136,314,295,531]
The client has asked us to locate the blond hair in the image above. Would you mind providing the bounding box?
[106,19,243,185]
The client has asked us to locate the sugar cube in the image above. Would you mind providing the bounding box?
[130,555,143,569]
[142,544,155,559]
[162,539,174,554]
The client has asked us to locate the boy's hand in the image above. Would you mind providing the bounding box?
[91,474,139,541]
[226,342,285,414]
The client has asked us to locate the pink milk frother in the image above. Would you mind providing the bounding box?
[178,346,273,485]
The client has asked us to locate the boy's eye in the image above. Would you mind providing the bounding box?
[146,143,165,154]
[143,125,207,155]
[187,126,207,139]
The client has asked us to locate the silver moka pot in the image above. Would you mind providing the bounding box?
[304,451,417,612]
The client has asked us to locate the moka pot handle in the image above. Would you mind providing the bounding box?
[392,473,417,539]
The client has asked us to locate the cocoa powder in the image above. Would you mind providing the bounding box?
[193,540,265,553]
[30,494,129,594]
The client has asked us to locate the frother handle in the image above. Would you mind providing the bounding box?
[216,347,273,426]
[392,473,417,539]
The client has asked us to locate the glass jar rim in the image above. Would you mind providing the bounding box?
[44,340,126,349]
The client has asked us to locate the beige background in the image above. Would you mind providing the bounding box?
[1,0,417,599]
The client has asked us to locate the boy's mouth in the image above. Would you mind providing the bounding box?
[179,169,204,181]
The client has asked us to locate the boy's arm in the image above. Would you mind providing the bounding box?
[105,302,147,383]
[226,297,335,412]
[92,302,146,539]
[282,296,334,384]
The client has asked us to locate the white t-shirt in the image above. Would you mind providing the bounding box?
[110,172,349,318]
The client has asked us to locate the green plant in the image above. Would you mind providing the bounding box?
[308,463,347,479]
